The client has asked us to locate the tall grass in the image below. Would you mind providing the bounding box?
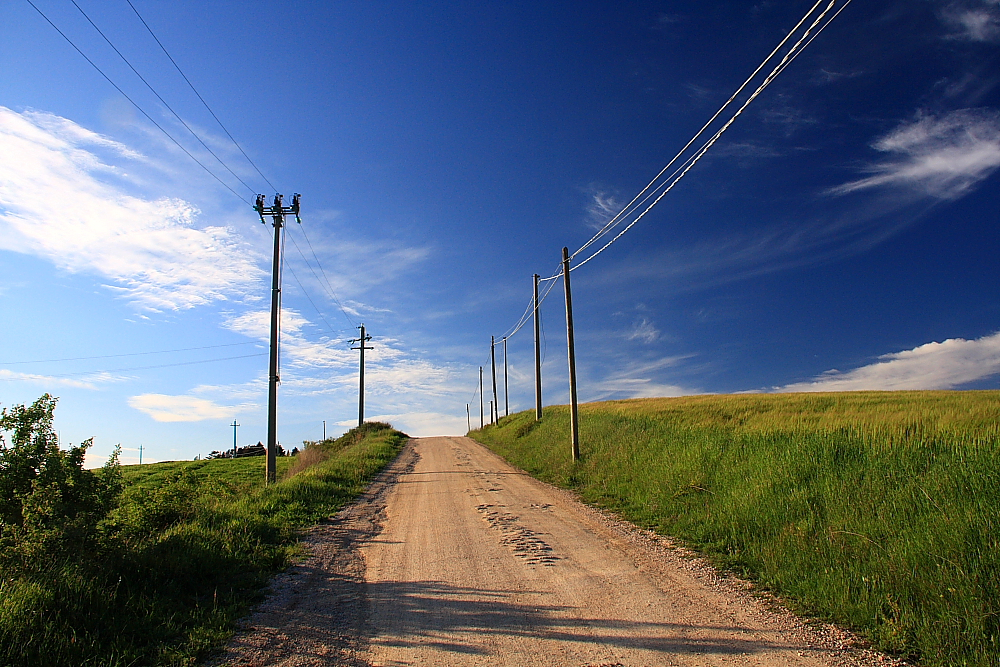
[472,391,1000,667]
[0,422,407,667]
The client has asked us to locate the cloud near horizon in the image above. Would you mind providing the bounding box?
[128,393,239,422]
[780,331,1000,392]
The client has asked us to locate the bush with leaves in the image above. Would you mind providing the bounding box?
[0,394,121,572]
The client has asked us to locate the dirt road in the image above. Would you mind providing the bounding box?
[218,437,892,667]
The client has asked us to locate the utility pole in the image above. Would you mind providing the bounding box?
[323,420,326,441]
[479,366,484,428]
[491,336,498,424]
[503,336,509,417]
[138,444,144,465]
[231,419,239,458]
[533,273,542,421]
[350,324,374,428]
[466,404,471,433]
[255,193,301,484]
[562,247,580,461]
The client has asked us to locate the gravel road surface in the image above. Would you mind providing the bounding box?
[216,436,899,667]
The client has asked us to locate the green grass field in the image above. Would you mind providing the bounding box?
[0,421,407,667]
[471,391,1000,667]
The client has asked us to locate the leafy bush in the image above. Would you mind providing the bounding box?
[0,394,121,573]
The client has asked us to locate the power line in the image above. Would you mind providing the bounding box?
[68,0,258,196]
[123,0,277,193]
[288,223,359,327]
[570,0,844,272]
[0,352,268,379]
[0,341,259,366]
[24,0,251,206]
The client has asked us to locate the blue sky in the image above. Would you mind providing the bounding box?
[2,0,999,465]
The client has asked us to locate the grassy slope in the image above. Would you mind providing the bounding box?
[471,391,1000,667]
[0,423,407,667]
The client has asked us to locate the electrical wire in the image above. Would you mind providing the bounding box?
[24,0,251,206]
[123,0,277,193]
[570,0,829,262]
[289,223,359,327]
[570,0,841,272]
[0,341,259,366]
[68,0,257,196]
[0,352,268,379]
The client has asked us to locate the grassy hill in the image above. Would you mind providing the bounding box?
[1,419,407,667]
[471,391,1000,667]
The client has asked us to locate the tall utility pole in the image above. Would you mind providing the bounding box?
[466,404,471,433]
[138,444,144,465]
[323,420,326,441]
[231,419,239,457]
[255,193,301,484]
[490,336,498,424]
[562,247,580,461]
[533,273,542,421]
[503,337,509,417]
[479,366,484,428]
[350,324,374,428]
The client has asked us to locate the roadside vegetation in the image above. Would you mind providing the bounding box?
[471,391,1000,667]
[0,394,407,667]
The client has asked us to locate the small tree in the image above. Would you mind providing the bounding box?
[0,394,121,569]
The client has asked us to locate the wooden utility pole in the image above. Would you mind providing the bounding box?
[466,404,471,433]
[490,336,498,424]
[138,443,144,465]
[255,193,301,484]
[503,336,509,417]
[323,420,326,441]
[562,247,580,461]
[231,419,239,458]
[351,324,374,427]
[479,366,484,428]
[533,273,542,421]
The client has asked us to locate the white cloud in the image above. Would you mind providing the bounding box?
[128,393,238,422]
[584,188,621,230]
[0,107,266,311]
[351,412,467,437]
[584,356,697,402]
[942,2,1000,42]
[626,317,660,344]
[780,331,1000,392]
[830,109,1000,200]
[0,369,122,390]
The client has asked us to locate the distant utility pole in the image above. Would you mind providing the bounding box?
[323,420,326,441]
[479,366,484,428]
[138,443,144,465]
[562,247,580,461]
[491,336,498,424]
[466,404,471,433]
[490,400,494,425]
[255,192,301,484]
[350,324,374,427]
[533,273,542,421]
[231,419,239,458]
[503,336,509,417]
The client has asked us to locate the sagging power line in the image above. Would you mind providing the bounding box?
[468,0,853,461]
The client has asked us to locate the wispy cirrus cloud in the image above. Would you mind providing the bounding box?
[0,106,266,311]
[942,1,1000,42]
[779,331,1000,392]
[829,108,1000,200]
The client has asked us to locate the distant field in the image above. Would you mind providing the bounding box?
[471,391,1000,667]
[1,422,407,667]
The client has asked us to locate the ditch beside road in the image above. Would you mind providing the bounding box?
[217,436,901,667]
